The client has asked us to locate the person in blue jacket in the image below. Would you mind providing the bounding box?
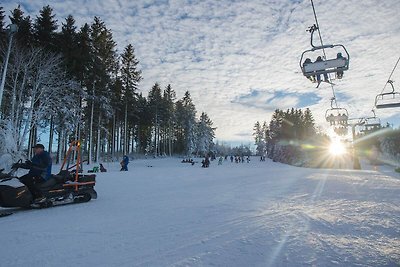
[120,155,129,171]
[16,144,52,203]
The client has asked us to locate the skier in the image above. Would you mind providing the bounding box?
[202,155,210,168]
[303,58,315,82]
[336,52,345,79]
[315,56,329,85]
[14,144,52,203]
[120,155,129,171]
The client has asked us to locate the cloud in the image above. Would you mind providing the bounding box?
[2,0,400,142]
[232,89,321,111]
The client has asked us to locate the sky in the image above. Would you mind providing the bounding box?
[1,0,400,144]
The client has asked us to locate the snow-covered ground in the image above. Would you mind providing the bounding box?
[1,157,399,267]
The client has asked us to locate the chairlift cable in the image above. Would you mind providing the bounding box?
[310,0,338,108]
[379,56,400,96]
[310,0,325,58]
[372,56,400,112]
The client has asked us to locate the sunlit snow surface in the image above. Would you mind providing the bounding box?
[1,158,399,266]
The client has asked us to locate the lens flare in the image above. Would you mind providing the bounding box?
[329,139,346,156]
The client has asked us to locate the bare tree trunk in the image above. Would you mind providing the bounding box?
[116,123,120,159]
[136,124,140,154]
[124,102,128,155]
[119,124,123,156]
[88,83,95,164]
[154,113,158,157]
[96,112,101,163]
[131,129,134,154]
[169,123,172,156]
[48,116,54,154]
[112,113,116,160]
[63,130,68,162]
[56,130,62,164]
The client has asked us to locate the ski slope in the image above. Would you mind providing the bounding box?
[1,157,399,267]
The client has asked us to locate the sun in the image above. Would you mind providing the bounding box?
[329,139,346,156]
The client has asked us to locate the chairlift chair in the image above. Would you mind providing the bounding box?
[300,25,350,82]
[375,80,400,109]
[334,126,348,136]
[363,111,381,128]
[325,100,349,126]
[364,118,381,128]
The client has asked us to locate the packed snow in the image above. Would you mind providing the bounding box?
[1,157,399,267]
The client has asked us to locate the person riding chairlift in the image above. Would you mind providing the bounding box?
[303,58,316,82]
[315,56,329,85]
[336,53,345,79]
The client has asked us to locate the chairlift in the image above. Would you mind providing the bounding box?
[363,110,381,128]
[300,25,350,83]
[325,99,349,126]
[375,80,400,108]
[334,126,348,136]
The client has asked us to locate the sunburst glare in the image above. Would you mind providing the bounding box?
[329,139,346,156]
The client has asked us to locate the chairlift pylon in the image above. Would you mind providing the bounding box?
[375,80,400,109]
[300,24,350,84]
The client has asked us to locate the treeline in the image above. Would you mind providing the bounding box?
[253,108,324,166]
[355,125,400,165]
[213,142,252,157]
[0,5,216,162]
[255,108,400,168]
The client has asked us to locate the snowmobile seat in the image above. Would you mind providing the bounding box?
[58,170,74,180]
[78,174,96,183]
[37,178,58,191]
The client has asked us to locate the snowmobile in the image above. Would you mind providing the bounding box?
[0,141,97,215]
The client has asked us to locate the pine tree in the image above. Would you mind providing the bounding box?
[174,99,185,154]
[253,121,265,156]
[120,43,142,155]
[135,93,152,154]
[58,15,78,78]
[84,16,117,163]
[9,5,34,47]
[162,84,176,156]
[196,112,215,156]
[302,108,315,138]
[34,5,58,51]
[147,83,162,156]
[75,23,91,85]
[181,91,196,155]
[0,6,5,41]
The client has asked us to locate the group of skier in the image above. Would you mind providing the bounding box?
[326,113,348,126]
[303,52,346,85]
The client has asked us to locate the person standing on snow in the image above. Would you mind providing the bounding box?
[120,155,129,171]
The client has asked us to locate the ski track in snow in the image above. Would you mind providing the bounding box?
[1,158,399,267]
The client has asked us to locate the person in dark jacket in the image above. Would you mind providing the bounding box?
[17,144,52,203]
[100,163,107,172]
[120,155,129,171]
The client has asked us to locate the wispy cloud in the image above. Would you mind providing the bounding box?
[232,89,321,111]
[3,0,400,142]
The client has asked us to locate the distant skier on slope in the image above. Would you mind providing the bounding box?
[120,155,129,171]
